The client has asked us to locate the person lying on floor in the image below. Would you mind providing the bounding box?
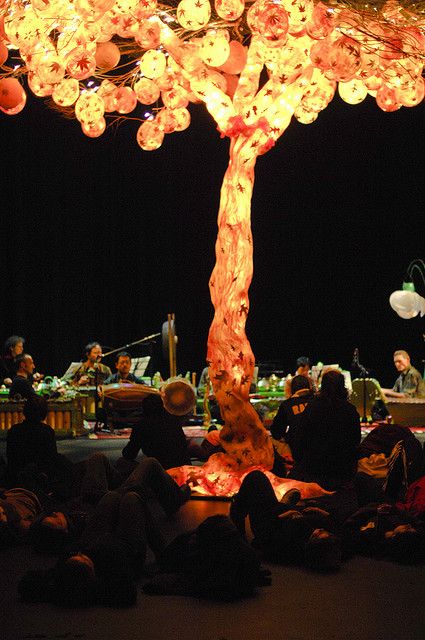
[341,502,425,564]
[143,514,271,601]
[228,470,342,572]
[28,455,190,555]
[19,457,191,607]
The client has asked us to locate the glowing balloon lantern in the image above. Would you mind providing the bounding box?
[0,77,24,109]
[36,54,66,85]
[75,92,105,123]
[172,106,191,131]
[162,87,188,109]
[82,116,107,137]
[177,0,211,31]
[114,86,137,113]
[135,20,161,49]
[217,41,247,74]
[95,42,121,70]
[376,85,401,112]
[52,78,80,107]
[200,31,230,67]
[140,49,167,79]
[136,119,164,150]
[215,0,244,21]
[66,47,97,80]
[134,76,161,104]
[0,87,26,114]
[247,0,289,46]
[338,78,368,105]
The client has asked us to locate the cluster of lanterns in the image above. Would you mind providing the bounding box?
[0,1,423,145]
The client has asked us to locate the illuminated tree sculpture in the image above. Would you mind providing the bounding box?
[1,0,424,469]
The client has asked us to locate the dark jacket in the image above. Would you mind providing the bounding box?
[290,397,361,490]
[271,389,315,446]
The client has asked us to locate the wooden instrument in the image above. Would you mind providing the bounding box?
[100,383,159,410]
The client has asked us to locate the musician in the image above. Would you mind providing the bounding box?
[382,350,425,399]
[9,354,37,400]
[0,335,25,386]
[103,352,146,385]
[64,342,112,386]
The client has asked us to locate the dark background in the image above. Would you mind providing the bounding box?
[1,92,424,387]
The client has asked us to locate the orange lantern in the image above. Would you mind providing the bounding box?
[140,49,167,79]
[338,78,368,105]
[36,54,66,85]
[215,0,245,21]
[66,47,97,80]
[135,20,161,50]
[173,106,191,131]
[95,42,121,71]
[0,78,25,109]
[177,0,211,31]
[200,31,230,67]
[52,78,80,107]
[133,76,160,104]
[0,83,26,114]
[114,86,137,113]
[217,40,247,74]
[375,85,401,112]
[136,119,164,150]
[81,116,107,137]
[97,79,118,112]
[75,91,105,123]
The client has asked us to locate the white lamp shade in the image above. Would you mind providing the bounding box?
[389,290,425,319]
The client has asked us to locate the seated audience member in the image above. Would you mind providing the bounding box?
[355,423,424,505]
[6,396,57,487]
[103,352,146,385]
[382,350,425,399]
[271,375,315,449]
[8,353,37,400]
[228,471,341,572]
[64,342,112,386]
[19,458,191,607]
[0,335,25,386]
[342,502,425,564]
[290,370,361,492]
[121,394,191,469]
[144,514,270,601]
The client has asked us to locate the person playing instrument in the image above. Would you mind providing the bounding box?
[382,350,425,399]
[0,335,25,386]
[64,342,112,387]
[103,352,146,385]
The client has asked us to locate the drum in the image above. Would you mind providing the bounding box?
[100,383,159,410]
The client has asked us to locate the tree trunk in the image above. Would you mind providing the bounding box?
[207,134,274,470]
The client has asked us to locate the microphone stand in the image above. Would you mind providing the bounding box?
[102,333,161,359]
[354,353,370,424]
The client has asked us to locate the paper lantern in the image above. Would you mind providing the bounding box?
[135,20,161,50]
[136,119,164,150]
[173,106,191,131]
[217,41,247,74]
[283,0,313,35]
[306,2,334,40]
[200,31,230,67]
[338,78,368,105]
[36,54,66,85]
[140,49,167,79]
[95,42,121,71]
[156,107,179,133]
[27,71,54,97]
[294,104,319,124]
[324,36,361,82]
[52,78,80,107]
[375,85,401,112]
[66,47,96,80]
[247,0,289,46]
[177,0,211,31]
[97,79,118,111]
[133,0,158,20]
[214,0,244,21]
[162,87,189,109]
[0,86,26,114]
[75,91,105,123]
[134,76,160,104]
[397,78,424,107]
[81,116,107,137]
[114,86,137,113]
